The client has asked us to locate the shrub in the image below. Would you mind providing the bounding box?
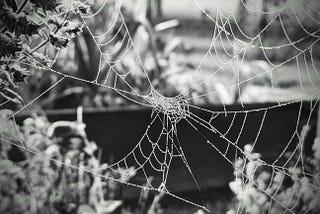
[0,0,88,104]
[228,126,320,214]
[0,110,136,214]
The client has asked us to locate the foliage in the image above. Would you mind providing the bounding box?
[0,0,88,104]
[0,111,136,214]
[3,0,186,109]
[227,126,320,214]
[0,109,168,214]
[1,0,218,109]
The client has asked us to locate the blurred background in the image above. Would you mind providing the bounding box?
[16,0,320,110]
[1,0,320,214]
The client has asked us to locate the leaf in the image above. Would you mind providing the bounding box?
[0,109,22,142]
[0,33,22,58]
[13,70,29,83]
[0,8,42,36]
[47,16,64,28]
[0,92,21,104]
[62,21,83,38]
[30,52,53,67]
[48,19,83,39]
[9,64,30,83]
[58,0,91,14]
[0,160,16,174]
[49,33,70,49]
[0,196,10,213]
[5,0,18,10]
[0,63,17,88]
[30,0,60,12]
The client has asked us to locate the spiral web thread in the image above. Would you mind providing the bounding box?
[1,0,320,212]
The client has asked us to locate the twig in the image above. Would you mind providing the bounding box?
[30,39,49,54]
[17,0,29,13]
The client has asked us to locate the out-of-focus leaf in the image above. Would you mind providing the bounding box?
[77,2,91,14]
[0,109,22,142]
[0,160,18,174]
[13,194,29,213]
[0,195,10,213]
[95,200,123,214]
[77,204,95,214]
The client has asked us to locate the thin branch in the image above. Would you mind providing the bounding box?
[17,0,29,13]
[30,39,49,54]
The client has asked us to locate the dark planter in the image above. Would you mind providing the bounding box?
[15,101,318,198]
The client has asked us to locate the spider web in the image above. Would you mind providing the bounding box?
[2,0,320,213]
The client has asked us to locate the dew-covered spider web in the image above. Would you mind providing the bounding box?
[2,0,320,213]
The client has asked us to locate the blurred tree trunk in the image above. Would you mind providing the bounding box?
[237,0,264,38]
[147,0,162,24]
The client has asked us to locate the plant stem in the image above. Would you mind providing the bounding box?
[17,0,29,13]
[54,11,71,34]
[30,39,49,54]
